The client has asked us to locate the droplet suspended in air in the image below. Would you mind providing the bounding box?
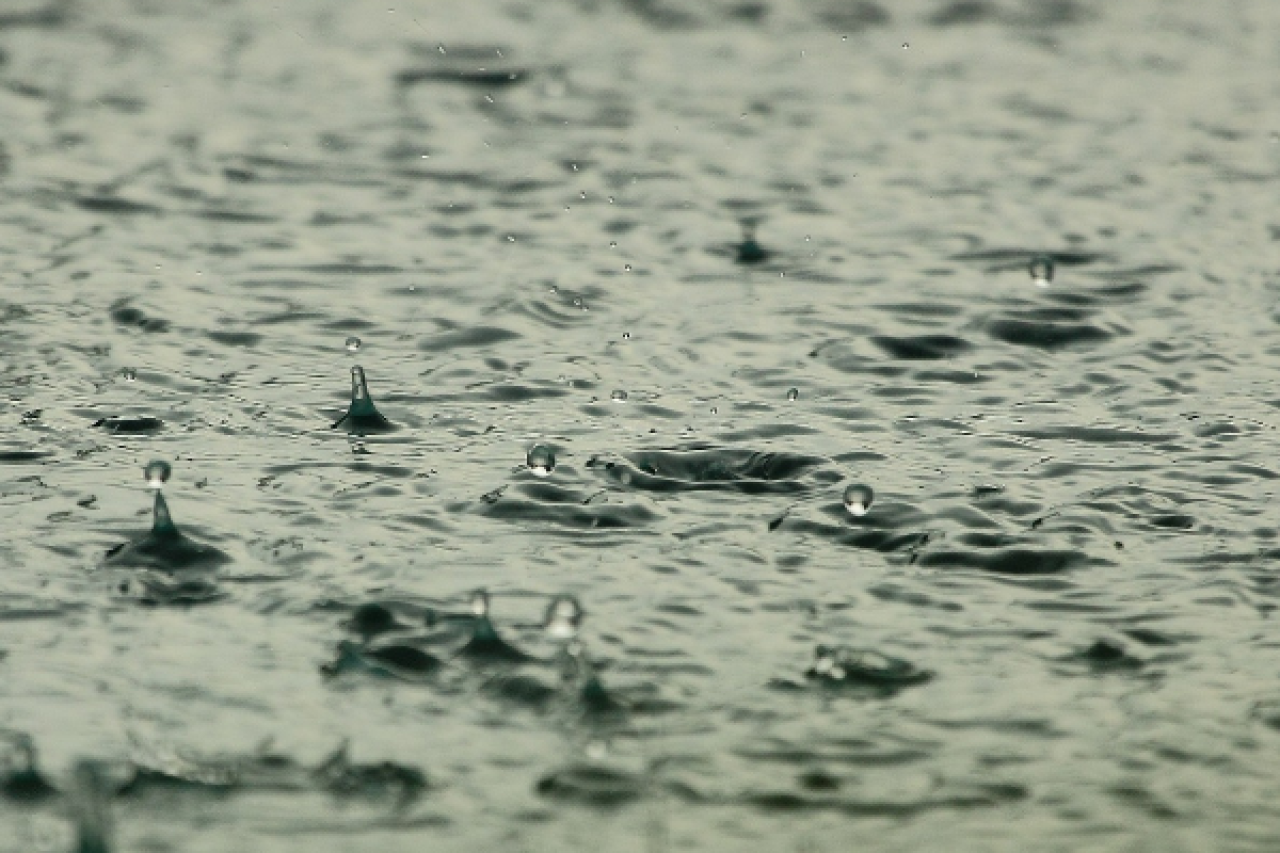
[787,387,799,402]
[611,389,629,403]
[843,483,874,516]
[144,459,171,490]
[1029,255,1054,287]
[544,595,584,640]
[526,444,556,477]
[345,336,362,353]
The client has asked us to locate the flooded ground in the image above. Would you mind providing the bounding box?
[2,0,1280,850]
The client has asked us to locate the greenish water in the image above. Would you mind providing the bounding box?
[2,0,1280,850]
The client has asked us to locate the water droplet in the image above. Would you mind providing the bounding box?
[470,589,490,617]
[345,335,362,353]
[902,42,910,49]
[843,483,874,516]
[623,264,632,272]
[622,331,631,340]
[584,739,608,761]
[1029,255,1054,287]
[842,35,848,41]
[611,389,629,403]
[579,191,587,200]
[544,595,583,640]
[144,459,171,489]
[609,241,617,249]
[526,444,556,477]
[787,387,799,402]
[121,368,136,382]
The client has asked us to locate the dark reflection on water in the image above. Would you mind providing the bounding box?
[3,0,1280,849]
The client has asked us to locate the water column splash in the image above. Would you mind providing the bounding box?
[68,760,116,853]
[331,365,396,434]
[842,483,874,517]
[734,220,770,265]
[458,590,531,663]
[104,461,230,574]
[545,595,618,712]
[145,460,178,538]
[1029,255,1055,287]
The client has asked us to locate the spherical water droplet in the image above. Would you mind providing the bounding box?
[787,387,799,402]
[144,459,171,489]
[470,589,490,617]
[544,594,583,640]
[122,368,136,382]
[345,336,362,353]
[1029,255,1054,287]
[843,483,874,516]
[611,389,629,403]
[526,444,556,477]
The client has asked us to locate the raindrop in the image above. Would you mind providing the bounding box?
[843,483,874,516]
[527,444,556,477]
[144,459,171,489]
[121,368,137,382]
[787,387,799,402]
[611,389,629,403]
[345,335,362,353]
[544,595,583,640]
[1029,255,1054,287]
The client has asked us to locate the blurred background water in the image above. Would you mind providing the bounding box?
[1,0,1279,850]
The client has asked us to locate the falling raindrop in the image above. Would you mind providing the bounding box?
[144,459,171,490]
[843,483,874,516]
[787,387,799,402]
[1029,255,1054,287]
[544,595,583,640]
[526,444,556,477]
[611,389,629,403]
[345,336,362,353]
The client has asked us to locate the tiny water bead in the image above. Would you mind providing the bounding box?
[544,595,584,640]
[610,389,628,403]
[1029,255,1054,287]
[144,459,171,489]
[842,483,874,516]
[787,387,799,402]
[345,336,362,353]
[526,444,556,477]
